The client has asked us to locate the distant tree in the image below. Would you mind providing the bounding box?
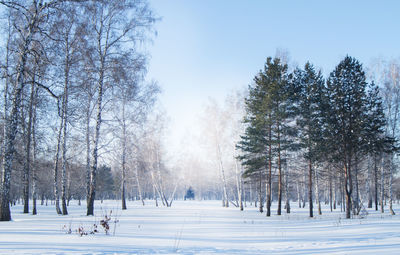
[110,56,159,210]
[202,99,230,207]
[96,165,115,201]
[184,187,195,200]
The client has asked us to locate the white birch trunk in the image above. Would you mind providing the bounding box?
[61,40,70,215]
[32,87,38,215]
[135,163,144,206]
[121,102,127,210]
[87,68,103,216]
[53,116,63,215]
[85,98,91,204]
[1,11,37,220]
[234,158,243,211]
[217,144,228,207]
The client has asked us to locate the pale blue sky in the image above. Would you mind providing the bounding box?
[146,0,400,155]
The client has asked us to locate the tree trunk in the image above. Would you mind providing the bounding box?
[380,156,385,213]
[23,81,35,214]
[329,174,332,212]
[121,102,127,210]
[234,159,243,211]
[354,158,360,215]
[374,154,378,211]
[297,181,301,208]
[87,63,105,216]
[155,148,168,207]
[0,0,43,222]
[135,164,144,206]
[308,158,313,217]
[303,168,307,208]
[85,97,91,204]
[367,156,373,208]
[344,160,353,219]
[217,143,228,207]
[53,116,63,215]
[314,167,321,215]
[0,58,24,221]
[284,158,290,214]
[333,177,336,210]
[1,13,11,190]
[266,120,272,216]
[150,170,164,206]
[389,154,395,215]
[277,124,282,216]
[258,177,263,213]
[32,85,38,215]
[61,52,70,216]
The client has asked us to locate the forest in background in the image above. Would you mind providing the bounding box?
[0,0,400,222]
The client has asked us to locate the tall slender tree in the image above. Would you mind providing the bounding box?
[239,57,291,216]
[326,56,388,219]
[292,62,326,217]
[0,0,61,221]
[84,0,156,216]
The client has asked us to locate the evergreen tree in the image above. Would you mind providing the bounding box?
[292,62,326,217]
[184,187,195,200]
[96,165,115,201]
[238,57,291,216]
[325,56,387,219]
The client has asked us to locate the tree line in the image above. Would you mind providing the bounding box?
[176,55,400,220]
[238,55,398,219]
[0,0,161,221]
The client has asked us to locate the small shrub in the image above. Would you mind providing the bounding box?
[63,210,119,236]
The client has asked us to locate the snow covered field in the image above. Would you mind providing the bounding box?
[1,200,400,254]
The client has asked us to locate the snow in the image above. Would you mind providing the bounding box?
[1,200,400,254]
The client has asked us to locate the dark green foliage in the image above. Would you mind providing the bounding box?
[184,187,195,200]
[325,55,393,218]
[239,55,394,219]
[326,56,369,162]
[239,57,291,175]
[292,62,326,162]
[96,165,115,200]
[364,81,395,154]
[238,57,291,216]
[291,62,326,217]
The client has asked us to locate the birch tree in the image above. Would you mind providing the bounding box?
[378,60,400,215]
[202,99,230,207]
[84,0,155,216]
[111,55,159,210]
[0,0,63,221]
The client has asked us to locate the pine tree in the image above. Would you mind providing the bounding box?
[237,120,267,213]
[292,62,326,217]
[325,56,386,219]
[238,57,291,216]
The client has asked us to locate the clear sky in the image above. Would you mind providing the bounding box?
[146,0,400,157]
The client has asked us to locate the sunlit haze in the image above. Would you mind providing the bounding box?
[146,0,400,160]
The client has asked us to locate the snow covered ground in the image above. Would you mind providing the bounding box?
[1,200,400,254]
